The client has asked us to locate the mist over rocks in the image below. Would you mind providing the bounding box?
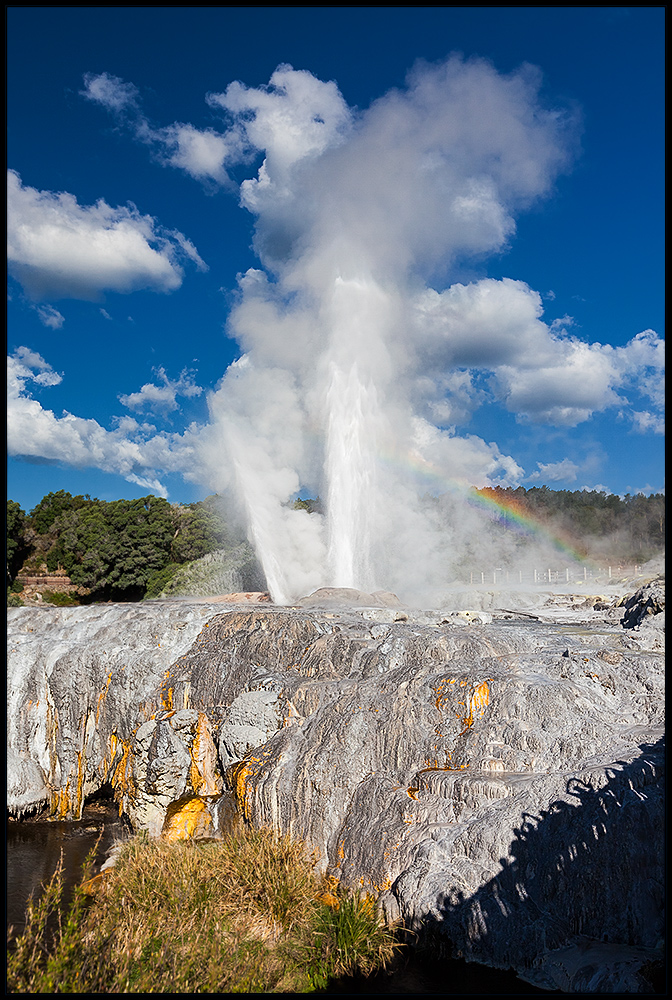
[7,585,664,992]
[296,586,404,609]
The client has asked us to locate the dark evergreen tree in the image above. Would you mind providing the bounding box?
[6,500,29,584]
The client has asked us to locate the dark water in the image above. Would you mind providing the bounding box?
[6,801,128,939]
[6,803,556,994]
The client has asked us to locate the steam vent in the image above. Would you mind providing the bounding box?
[8,572,664,993]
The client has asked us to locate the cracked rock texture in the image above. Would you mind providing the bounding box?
[7,587,664,991]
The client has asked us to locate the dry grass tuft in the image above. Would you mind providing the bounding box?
[7,826,401,993]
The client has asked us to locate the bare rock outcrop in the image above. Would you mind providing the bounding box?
[620,577,665,629]
[7,587,664,991]
[7,602,227,818]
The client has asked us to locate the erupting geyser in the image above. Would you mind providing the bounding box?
[203,57,584,604]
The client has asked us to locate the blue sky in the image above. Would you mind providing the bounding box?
[7,6,665,517]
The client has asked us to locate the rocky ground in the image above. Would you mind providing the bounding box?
[7,567,664,992]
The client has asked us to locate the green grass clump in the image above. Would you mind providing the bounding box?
[41,589,79,607]
[7,827,400,993]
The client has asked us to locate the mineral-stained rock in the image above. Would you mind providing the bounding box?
[162,795,215,842]
[6,602,230,818]
[125,708,222,836]
[7,586,664,991]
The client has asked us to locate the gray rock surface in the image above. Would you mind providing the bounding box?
[7,602,228,817]
[620,577,665,629]
[7,584,664,991]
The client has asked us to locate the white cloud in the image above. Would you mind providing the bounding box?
[83,65,352,195]
[35,305,65,329]
[527,458,580,483]
[630,410,665,434]
[416,370,485,427]
[7,170,206,301]
[119,368,203,416]
[409,277,664,429]
[209,64,352,209]
[81,71,139,112]
[410,416,525,489]
[7,348,204,496]
[495,339,623,425]
[159,123,240,185]
[82,72,242,187]
[8,347,63,390]
[549,314,576,333]
[412,278,554,368]
[612,328,665,410]
[495,328,664,426]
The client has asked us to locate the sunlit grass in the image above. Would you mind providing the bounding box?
[7,826,401,993]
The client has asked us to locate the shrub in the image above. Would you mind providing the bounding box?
[41,590,79,607]
[143,562,181,599]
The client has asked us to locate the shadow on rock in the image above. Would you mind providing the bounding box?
[412,737,665,993]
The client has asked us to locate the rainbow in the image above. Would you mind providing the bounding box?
[466,487,590,564]
[298,425,593,566]
[381,448,592,565]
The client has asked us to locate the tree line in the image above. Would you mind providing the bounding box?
[6,490,255,602]
[472,485,665,564]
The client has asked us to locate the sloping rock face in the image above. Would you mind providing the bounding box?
[620,577,665,629]
[7,602,226,817]
[7,593,664,992]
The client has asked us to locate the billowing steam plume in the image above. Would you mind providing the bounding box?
[200,57,580,603]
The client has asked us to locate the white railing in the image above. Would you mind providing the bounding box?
[466,565,642,586]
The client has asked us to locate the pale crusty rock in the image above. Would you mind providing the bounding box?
[7,586,664,991]
[6,602,231,818]
[620,577,665,628]
[125,709,222,836]
[196,591,272,604]
[297,587,403,608]
[218,687,287,769]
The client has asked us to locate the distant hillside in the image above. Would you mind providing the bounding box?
[472,486,665,564]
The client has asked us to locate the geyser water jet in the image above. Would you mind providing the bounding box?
[204,57,583,604]
[325,362,377,590]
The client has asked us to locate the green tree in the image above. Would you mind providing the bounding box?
[6,500,29,584]
[292,497,324,515]
[44,496,175,600]
[28,490,90,534]
[171,497,231,563]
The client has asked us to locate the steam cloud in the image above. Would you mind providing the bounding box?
[198,57,585,603]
